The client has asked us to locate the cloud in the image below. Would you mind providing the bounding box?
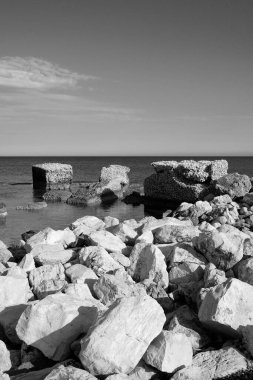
[0,56,96,90]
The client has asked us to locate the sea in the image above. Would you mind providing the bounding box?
[0,156,253,246]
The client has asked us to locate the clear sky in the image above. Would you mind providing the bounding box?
[0,0,253,156]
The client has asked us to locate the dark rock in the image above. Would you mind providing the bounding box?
[43,190,72,203]
[215,173,252,199]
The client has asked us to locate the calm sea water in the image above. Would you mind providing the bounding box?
[0,156,253,246]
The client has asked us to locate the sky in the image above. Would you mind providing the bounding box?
[0,0,253,156]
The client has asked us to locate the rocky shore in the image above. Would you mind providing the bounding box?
[1,159,253,379]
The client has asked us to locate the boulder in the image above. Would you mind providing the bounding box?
[64,283,95,300]
[143,330,192,373]
[28,263,66,299]
[65,264,98,293]
[236,257,253,285]
[18,254,35,273]
[87,230,126,253]
[215,173,252,199]
[79,294,165,375]
[109,223,137,245]
[103,216,120,228]
[43,190,72,203]
[25,228,76,252]
[198,278,253,337]
[128,243,169,287]
[71,215,105,231]
[109,251,130,268]
[44,365,97,379]
[0,304,28,344]
[0,340,11,372]
[0,248,13,263]
[144,160,228,203]
[203,263,226,288]
[79,246,122,276]
[128,360,158,380]
[243,192,253,206]
[93,269,143,305]
[16,293,105,361]
[153,225,200,244]
[33,246,76,266]
[0,276,31,307]
[32,163,73,190]
[135,231,154,245]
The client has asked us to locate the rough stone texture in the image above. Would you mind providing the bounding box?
[87,230,126,253]
[103,216,120,228]
[44,365,97,379]
[16,293,105,361]
[169,261,205,286]
[0,276,31,307]
[79,246,122,276]
[128,243,169,287]
[93,269,144,305]
[144,160,228,203]
[71,216,105,231]
[43,190,72,203]
[215,173,252,199]
[198,278,253,336]
[135,231,154,245]
[18,254,35,272]
[100,165,130,186]
[0,340,11,372]
[65,264,98,294]
[243,192,253,206]
[143,330,192,373]
[33,246,76,266]
[79,294,165,376]
[154,225,200,244]
[204,263,227,288]
[32,163,73,190]
[28,263,66,299]
[25,228,76,252]
[64,283,95,300]
[170,366,211,380]
[236,257,253,285]
[128,360,158,380]
[195,227,248,270]
[109,251,130,268]
[169,243,207,266]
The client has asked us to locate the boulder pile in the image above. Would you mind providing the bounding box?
[2,189,253,379]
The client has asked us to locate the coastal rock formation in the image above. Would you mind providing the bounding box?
[215,172,252,199]
[0,203,7,217]
[32,163,73,190]
[144,159,228,203]
[79,294,165,375]
[67,164,130,206]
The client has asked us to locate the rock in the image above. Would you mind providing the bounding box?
[0,276,31,307]
[0,248,13,263]
[141,217,193,234]
[103,216,119,228]
[79,246,122,276]
[79,294,165,376]
[194,227,247,270]
[144,160,228,203]
[5,266,27,279]
[106,375,128,380]
[135,231,154,245]
[243,193,253,206]
[87,230,126,253]
[109,251,130,268]
[215,173,252,199]
[43,190,72,202]
[33,246,76,266]
[166,305,210,351]
[128,360,158,380]
[28,263,66,299]
[143,330,192,373]
[18,254,35,272]
[16,202,47,211]
[65,264,98,293]
[154,225,200,244]
[25,228,76,252]
[198,278,253,337]
[109,223,137,245]
[128,243,169,287]
[64,283,95,300]
[170,366,210,380]
[0,203,7,217]
[169,262,205,286]
[21,230,38,242]
[236,257,253,285]
[0,340,11,372]
[100,165,130,186]
[16,293,104,361]
[71,216,105,231]
[93,269,143,305]
[169,243,207,266]
[0,304,28,344]
[32,163,73,190]
[204,263,227,287]
[44,365,97,379]
[0,241,6,250]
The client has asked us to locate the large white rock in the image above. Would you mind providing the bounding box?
[128,360,158,380]
[0,248,13,263]
[79,246,122,276]
[0,276,31,307]
[32,245,76,265]
[71,215,105,231]
[79,294,166,376]
[29,263,66,299]
[128,243,168,288]
[64,283,95,301]
[237,257,253,285]
[18,254,35,272]
[135,231,154,245]
[154,225,199,244]
[44,364,97,379]
[87,230,126,253]
[0,303,28,344]
[109,223,138,245]
[65,264,98,285]
[198,278,253,336]
[93,269,144,305]
[141,217,193,233]
[16,293,105,361]
[25,227,76,252]
[143,330,192,373]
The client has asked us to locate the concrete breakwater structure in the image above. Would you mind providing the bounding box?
[32,163,73,190]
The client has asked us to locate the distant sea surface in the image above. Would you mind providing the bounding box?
[0,156,253,246]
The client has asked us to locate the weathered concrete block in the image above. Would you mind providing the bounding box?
[32,163,73,190]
